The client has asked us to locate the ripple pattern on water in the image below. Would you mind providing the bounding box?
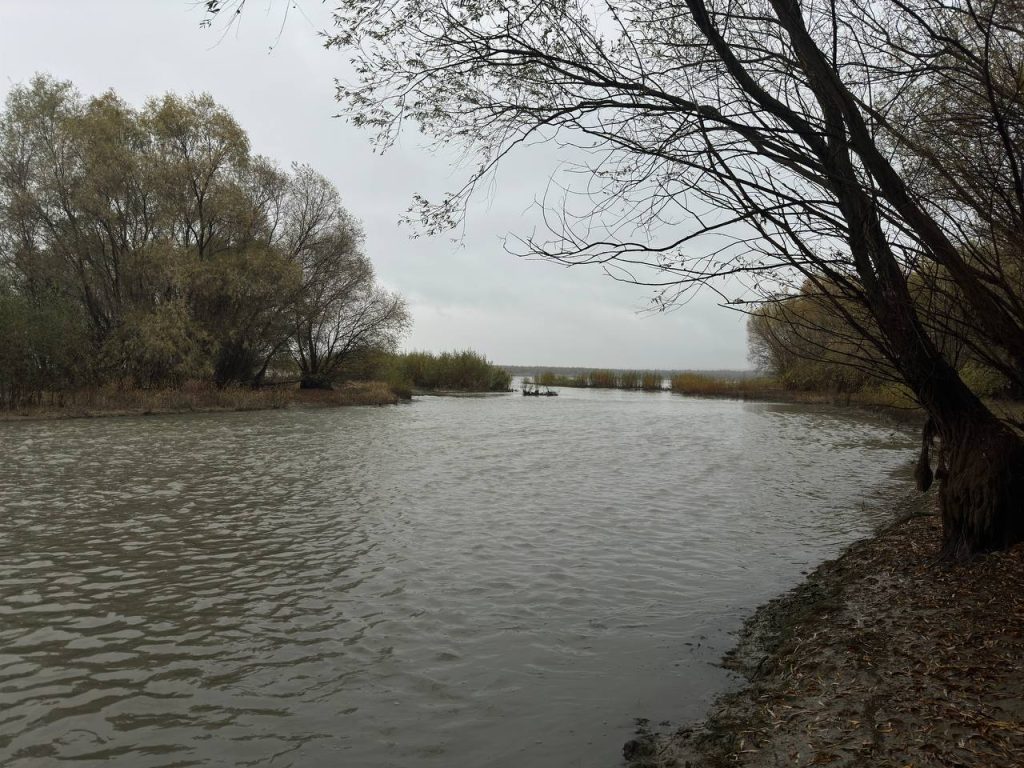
[0,389,916,767]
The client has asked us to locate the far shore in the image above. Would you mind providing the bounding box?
[0,378,936,423]
[527,370,926,413]
[8,377,1015,430]
[530,372,1024,427]
[625,493,1024,767]
[410,388,512,397]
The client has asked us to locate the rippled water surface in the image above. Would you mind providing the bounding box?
[0,387,916,767]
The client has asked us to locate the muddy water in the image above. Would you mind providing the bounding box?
[0,388,916,767]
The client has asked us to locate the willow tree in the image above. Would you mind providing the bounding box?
[0,76,408,392]
[208,0,1023,557]
[283,166,410,389]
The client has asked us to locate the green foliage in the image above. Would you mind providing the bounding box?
[0,76,409,403]
[535,368,664,390]
[0,288,90,407]
[189,246,301,386]
[748,273,1019,402]
[854,382,918,410]
[389,350,511,392]
[670,373,773,397]
[102,301,209,388]
[958,362,1012,399]
[747,288,880,395]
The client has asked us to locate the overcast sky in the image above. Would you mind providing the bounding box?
[0,0,750,369]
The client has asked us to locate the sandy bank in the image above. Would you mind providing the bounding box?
[627,496,1024,767]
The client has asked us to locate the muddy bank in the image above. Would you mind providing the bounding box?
[627,495,1024,767]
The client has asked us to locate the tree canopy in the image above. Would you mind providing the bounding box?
[0,75,409,396]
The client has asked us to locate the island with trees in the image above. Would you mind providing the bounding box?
[0,76,510,417]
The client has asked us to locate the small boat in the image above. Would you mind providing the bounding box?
[522,383,558,397]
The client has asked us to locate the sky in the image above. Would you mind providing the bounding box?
[0,0,750,369]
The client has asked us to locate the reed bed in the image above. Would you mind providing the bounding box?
[669,373,922,415]
[394,350,511,392]
[535,371,585,387]
[587,369,619,388]
[292,381,399,407]
[640,372,663,391]
[535,369,667,390]
[669,372,779,397]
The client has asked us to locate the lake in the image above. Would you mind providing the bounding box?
[0,386,916,767]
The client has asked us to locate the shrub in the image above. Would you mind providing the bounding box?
[389,350,510,392]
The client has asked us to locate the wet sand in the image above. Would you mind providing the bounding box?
[628,495,1024,767]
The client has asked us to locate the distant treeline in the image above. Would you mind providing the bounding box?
[747,274,1015,403]
[529,369,788,400]
[505,365,757,381]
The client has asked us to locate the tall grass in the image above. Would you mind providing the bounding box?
[617,370,641,389]
[535,369,666,390]
[669,372,775,397]
[669,373,921,413]
[293,381,399,406]
[587,369,618,388]
[535,371,578,387]
[391,350,511,392]
[640,372,663,391]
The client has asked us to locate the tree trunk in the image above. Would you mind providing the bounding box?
[761,0,1024,559]
[934,411,1024,559]
[859,228,1024,559]
[299,373,333,389]
[861,235,1024,559]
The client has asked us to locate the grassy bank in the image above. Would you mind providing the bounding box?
[669,372,920,410]
[527,367,927,416]
[534,369,665,390]
[0,348,516,419]
[0,380,398,421]
[626,499,1024,767]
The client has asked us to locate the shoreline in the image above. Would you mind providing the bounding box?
[625,492,1024,767]
[527,377,929,424]
[0,382,401,422]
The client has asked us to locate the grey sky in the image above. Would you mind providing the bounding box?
[0,0,749,369]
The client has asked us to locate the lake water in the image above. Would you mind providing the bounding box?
[0,386,917,767]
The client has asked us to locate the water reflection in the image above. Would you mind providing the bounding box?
[0,390,915,767]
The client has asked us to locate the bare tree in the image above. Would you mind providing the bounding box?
[283,166,410,388]
[208,0,1024,557]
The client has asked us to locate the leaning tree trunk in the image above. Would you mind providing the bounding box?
[931,407,1024,559]
[866,259,1024,559]
[864,247,1024,559]
[822,132,1024,558]
[761,0,1024,559]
